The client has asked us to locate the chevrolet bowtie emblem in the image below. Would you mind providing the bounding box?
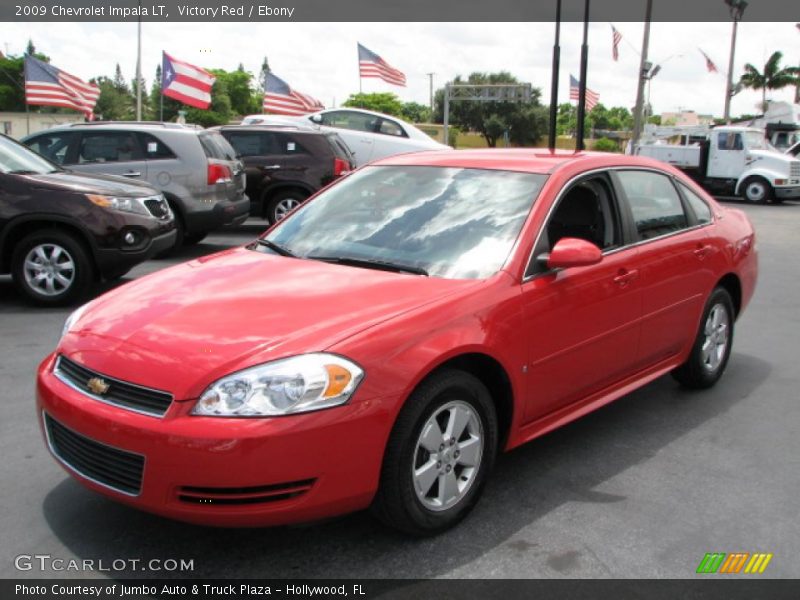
[87,377,110,395]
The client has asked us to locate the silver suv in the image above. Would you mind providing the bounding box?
[22,123,249,248]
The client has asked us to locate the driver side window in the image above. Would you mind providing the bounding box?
[527,176,621,277]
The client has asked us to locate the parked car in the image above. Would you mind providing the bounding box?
[215,125,355,223]
[242,108,450,166]
[38,150,757,534]
[22,123,249,249]
[0,133,175,305]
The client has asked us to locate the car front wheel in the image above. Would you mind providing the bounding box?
[267,190,307,224]
[672,287,735,389]
[741,176,772,204]
[372,369,498,536]
[11,230,93,306]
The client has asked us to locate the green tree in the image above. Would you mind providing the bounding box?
[738,51,800,111]
[434,72,546,147]
[92,76,133,121]
[26,39,35,56]
[343,92,403,116]
[556,103,577,136]
[400,101,430,123]
[211,68,260,116]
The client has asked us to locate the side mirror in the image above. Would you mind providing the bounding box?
[309,114,323,124]
[541,237,602,270]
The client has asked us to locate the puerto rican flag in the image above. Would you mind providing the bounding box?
[162,52,215,109]
[24,56,99,119]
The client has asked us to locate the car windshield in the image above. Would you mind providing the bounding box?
[262,165,546,280]
[0,135,60,175]
[743,131,769,150]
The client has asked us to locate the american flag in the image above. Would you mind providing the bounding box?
[569,74,600,111]
[24,56,99,119]
[262,72,324,116]
[611,25,622,61]
[162,52,215,109]
[358,43,406,87]
[699,49,718,73]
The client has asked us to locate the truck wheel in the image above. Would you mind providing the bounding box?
[741,177,772,204]
[267,190,307,224]
[11,230,93,306]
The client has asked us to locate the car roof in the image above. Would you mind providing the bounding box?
[372,149,677,175]
[37,122,204,134]
[218,124,324,134]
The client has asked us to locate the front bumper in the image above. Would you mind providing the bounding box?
[94,228,177,278]
[36,353,391,527]
[774,185,800,199]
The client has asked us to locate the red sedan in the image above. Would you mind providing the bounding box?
[37,150,757,535]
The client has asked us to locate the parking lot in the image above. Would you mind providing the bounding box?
[1,202,798,580]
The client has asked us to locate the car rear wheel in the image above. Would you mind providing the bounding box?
[672,287,734,389]
[372,369,497,536]
[267,190,308,224]
[741,176,772,204]
[12,230,93,306]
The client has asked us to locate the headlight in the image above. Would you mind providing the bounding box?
[87,194,150,216]
[192,354,364,417]
[61,302,90,340]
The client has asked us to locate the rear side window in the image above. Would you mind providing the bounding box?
[617,171,688,240]
[199,132,237,161]
[318,111,377,133]
[327,134,353,160]
[78,132,142,163]
[26,132,75,164]
[378,119,407,137]
[224,132,276,156]
[274,133,309,155]
[138,133,176,160]
[678,182,713,224]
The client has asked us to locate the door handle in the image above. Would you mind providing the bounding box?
[613,269,639,287]
[261,165,281,170]
[122,171,141,177]
[693,245,713,260]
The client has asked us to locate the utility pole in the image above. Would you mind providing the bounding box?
[631,0,653,149]
[135,0,142,120]
[426,73,435,120]
[723,0,747,122]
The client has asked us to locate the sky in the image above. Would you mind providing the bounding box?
[2,21,798,118]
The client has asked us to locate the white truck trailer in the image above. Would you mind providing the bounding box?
[634,125,800,203]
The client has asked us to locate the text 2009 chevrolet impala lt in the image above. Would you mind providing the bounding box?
[37,150,757,535]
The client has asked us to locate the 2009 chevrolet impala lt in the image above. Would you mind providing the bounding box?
[37,150,757,535]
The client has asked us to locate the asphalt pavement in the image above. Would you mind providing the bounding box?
[1,206,798,580]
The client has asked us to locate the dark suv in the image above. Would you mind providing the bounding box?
[0,134,175,305]
[22,123,249,249]
[216,125,354,223]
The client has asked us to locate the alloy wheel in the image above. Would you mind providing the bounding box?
[23,243,76,297]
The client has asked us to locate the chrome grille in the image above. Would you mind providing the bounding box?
[55,355,172,417]
[790,161,800,178]
[45,414,144,496]
[143,195,172,220]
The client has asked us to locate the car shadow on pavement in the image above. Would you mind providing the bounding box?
[41,353,771,579]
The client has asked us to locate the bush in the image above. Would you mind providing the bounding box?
[592,137,619,153]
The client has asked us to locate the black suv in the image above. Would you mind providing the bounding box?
[216,125,355,223]
[0,134,175,305]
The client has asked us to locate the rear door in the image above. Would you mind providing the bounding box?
[73,131,148,180]
[614,169,717,368]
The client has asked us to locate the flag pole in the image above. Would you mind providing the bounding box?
[135,0,142,120]
[575,0,590,152]
[548,0,562,152]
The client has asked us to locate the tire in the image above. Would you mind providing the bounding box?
[740,176,772,204]
[11,229,93,306]
[266,190,308,224]
[182,231,208,245]
[671,287,735,389]
[371,369,498,536]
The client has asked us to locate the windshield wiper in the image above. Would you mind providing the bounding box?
[256,238,297,257]
[309,255,428,276]
[7,169,38,175]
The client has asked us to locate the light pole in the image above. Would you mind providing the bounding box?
[426,72,434,121]
[631,0,653,148]
[723,0,747,123]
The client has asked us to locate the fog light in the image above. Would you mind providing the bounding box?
[123,232,136,245]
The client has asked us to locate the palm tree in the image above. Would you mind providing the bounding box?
[738,51,800,111]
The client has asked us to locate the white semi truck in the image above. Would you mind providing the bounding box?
[634,125,800,203]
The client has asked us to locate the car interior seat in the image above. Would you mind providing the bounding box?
[547,184,605,250]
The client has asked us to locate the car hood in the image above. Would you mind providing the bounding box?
[61,247,479,400]
[23,170,159,197]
